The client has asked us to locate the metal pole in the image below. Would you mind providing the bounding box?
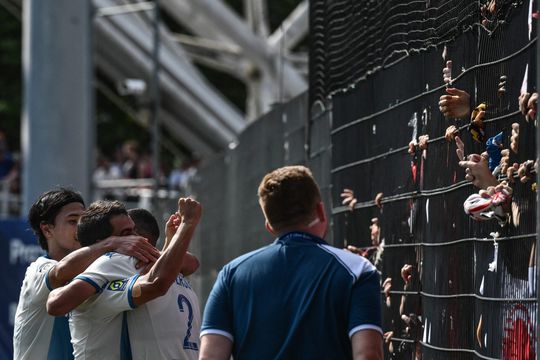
[151,0,161,208]
[22,0,93,213]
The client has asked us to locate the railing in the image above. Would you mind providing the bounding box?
[92,178,190,210]
[0,179,21,218]
[0,178,192,219]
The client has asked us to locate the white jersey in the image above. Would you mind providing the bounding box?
[127,274,201,360]
[69,251,201,360]
[13,256,73,360]
[69,253,137,360]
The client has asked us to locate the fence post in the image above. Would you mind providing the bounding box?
[21,0,93,213]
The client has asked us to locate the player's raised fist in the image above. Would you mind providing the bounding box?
[177,197,202,225]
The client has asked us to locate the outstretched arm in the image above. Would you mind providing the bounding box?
[48,235,159,289]
[47,279,97,316]
[131,198,202,306]
[163,213,200,276]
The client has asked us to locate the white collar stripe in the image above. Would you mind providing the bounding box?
[200,329,234,342]
[317,244,376,281]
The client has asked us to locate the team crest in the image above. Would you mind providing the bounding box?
[106,279,128,291]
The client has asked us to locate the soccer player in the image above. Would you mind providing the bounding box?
[46,198,201,359]
[13,188,159,360]
[126,208,201,359]
[129,207,200,276]
[200,166,383,359]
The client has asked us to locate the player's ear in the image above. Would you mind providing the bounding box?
[40,222,53,239]
[316,202,327,224]
[265,221,276,235]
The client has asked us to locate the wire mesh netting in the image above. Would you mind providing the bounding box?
[194,93,336,303]
[319,0,538,358]
[309,0,531,106]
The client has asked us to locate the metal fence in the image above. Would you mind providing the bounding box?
[192,92,335,303]
[194,0,537,359]
[313,0,537,358]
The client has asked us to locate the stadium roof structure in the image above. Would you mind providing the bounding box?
[3,0,309,157]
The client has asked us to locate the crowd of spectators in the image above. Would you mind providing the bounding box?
[0,129,20,216]
[92,139,200,195]
[0,134,200,218]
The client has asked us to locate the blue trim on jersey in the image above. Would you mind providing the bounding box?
[75,276,103,293]
[127,274,140,309]
[47,316,74,360]
[120,312,133,360]
[45,268,53,291]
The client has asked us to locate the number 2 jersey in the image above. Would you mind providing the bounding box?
[126,274,201,360]
[70,252,200,360]
[13,256,74,360]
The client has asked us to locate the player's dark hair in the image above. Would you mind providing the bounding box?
[128,208,160,246]
[77,200,127,247]
[28,188,85,251]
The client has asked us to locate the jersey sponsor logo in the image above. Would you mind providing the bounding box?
[106,279,128,291]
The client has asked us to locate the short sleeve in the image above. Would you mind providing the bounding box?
[29,258,57,302]
[75,253,136,290]
[91,275,141,317]
[200,269,234,341]
[348,270,383,337]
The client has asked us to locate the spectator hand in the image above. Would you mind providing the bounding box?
[340,188,357,211]
[345,244,369,257]
[401,264,413,284]
[455,136,465,161]
[382,278,392,307]
[442,60,452,84]
[439,88,471,119]
[383,331,394,353]
[520,92,538,122]
[458,154,499,189]
[527,92,538,122]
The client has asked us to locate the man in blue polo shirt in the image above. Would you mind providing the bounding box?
[200,165,383,359]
